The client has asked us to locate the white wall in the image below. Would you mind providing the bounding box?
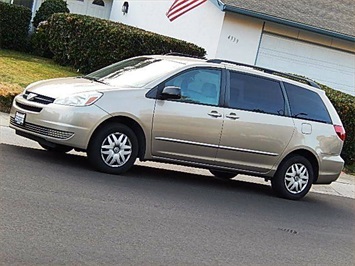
[109,0,225,57]
[215,13,264,64]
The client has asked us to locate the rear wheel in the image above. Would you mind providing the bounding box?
[39,142,72,153]
[209,170,237,180]
[272,155,314,200]
[87,123,138,175]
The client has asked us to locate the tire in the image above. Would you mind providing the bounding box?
[271,155,314,200]
[87,123,138,175]
[39,142,72,153]
[209,169,237,180]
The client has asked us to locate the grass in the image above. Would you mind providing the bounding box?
[0,49,78,89]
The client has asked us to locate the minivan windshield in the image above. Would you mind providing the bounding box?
[85,57,185,88]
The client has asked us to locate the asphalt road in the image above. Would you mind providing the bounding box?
[1,128,355,265]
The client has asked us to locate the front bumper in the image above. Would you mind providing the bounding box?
[9,94,108,150]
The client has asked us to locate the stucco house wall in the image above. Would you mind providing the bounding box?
[110,0,225,58]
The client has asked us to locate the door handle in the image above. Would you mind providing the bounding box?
[226,113,240,120]
[208,111,222,118]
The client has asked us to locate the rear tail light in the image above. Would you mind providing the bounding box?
[334,125,346,141]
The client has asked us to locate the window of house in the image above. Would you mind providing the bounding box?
[92,0,104,6]
[228,71,285,116]
[13,0,33,9]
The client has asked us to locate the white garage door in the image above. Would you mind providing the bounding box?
[67,0,112,19]
[256,33,355,95]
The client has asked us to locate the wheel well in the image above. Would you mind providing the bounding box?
[89,116,146,160]
[278,149,319,183]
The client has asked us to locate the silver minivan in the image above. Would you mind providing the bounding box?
[10,55,346,200]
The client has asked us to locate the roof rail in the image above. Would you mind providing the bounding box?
[164,52,205,59]
[207,59,321,89]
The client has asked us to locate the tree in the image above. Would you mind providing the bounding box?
[33,0,69,28]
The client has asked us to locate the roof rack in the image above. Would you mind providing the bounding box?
[164,52,205,59]
[207,59,321,89]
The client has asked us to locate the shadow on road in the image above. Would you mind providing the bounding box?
[1,143,353,213]
[1,143,274,195]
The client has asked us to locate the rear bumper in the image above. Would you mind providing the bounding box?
[315,155,344,184]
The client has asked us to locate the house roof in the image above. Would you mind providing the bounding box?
[219,0,355,41]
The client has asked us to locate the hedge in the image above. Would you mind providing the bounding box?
[0,2,31,50]
[44,13,206,73]
[31,21,53,58]
[321,84,355,164]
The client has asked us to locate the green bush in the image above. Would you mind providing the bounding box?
[46,13,206,73]
[320,84,355,165]
[31,21,53,58]
[33,0,69,28]
[0,2,31,50]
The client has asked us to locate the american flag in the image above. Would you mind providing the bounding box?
[166,0,207,22]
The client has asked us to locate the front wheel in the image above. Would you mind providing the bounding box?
[87,123,138,175]
[271,155,314,200]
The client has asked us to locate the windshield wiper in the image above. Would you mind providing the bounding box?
[79,76,107,85]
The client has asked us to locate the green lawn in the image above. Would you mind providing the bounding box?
[0,49,78,92]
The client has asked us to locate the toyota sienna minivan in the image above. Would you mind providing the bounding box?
[10,55,346,200]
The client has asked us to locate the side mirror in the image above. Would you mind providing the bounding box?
[161,86,181,100]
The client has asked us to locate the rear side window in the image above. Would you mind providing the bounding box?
[284,83,332,124]
[228,72,285,116]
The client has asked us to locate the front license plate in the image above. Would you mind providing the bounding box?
[14,112,26,125]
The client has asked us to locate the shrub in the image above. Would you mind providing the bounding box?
[46,13,206,73]
[33,0,69,28]
[0,2,31,50]
[320,84,355,165]
[31,21,53,58]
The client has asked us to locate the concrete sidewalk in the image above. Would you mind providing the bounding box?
[0,111,9,127]
[1,111,354,199]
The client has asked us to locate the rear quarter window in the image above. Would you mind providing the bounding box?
[284,83,332,124]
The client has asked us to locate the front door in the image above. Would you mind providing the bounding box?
[152,68,224,165]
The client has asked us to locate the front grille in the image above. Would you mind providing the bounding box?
[10,117,74,140]
[16,101,43,113]
[23,93,55,105]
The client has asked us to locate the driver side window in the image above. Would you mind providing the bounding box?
[164,68,221,106]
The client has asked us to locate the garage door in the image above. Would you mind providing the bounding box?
[67,0,112,19]
[256,34,355,95]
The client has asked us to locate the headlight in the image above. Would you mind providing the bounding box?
[54,92,103,106]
